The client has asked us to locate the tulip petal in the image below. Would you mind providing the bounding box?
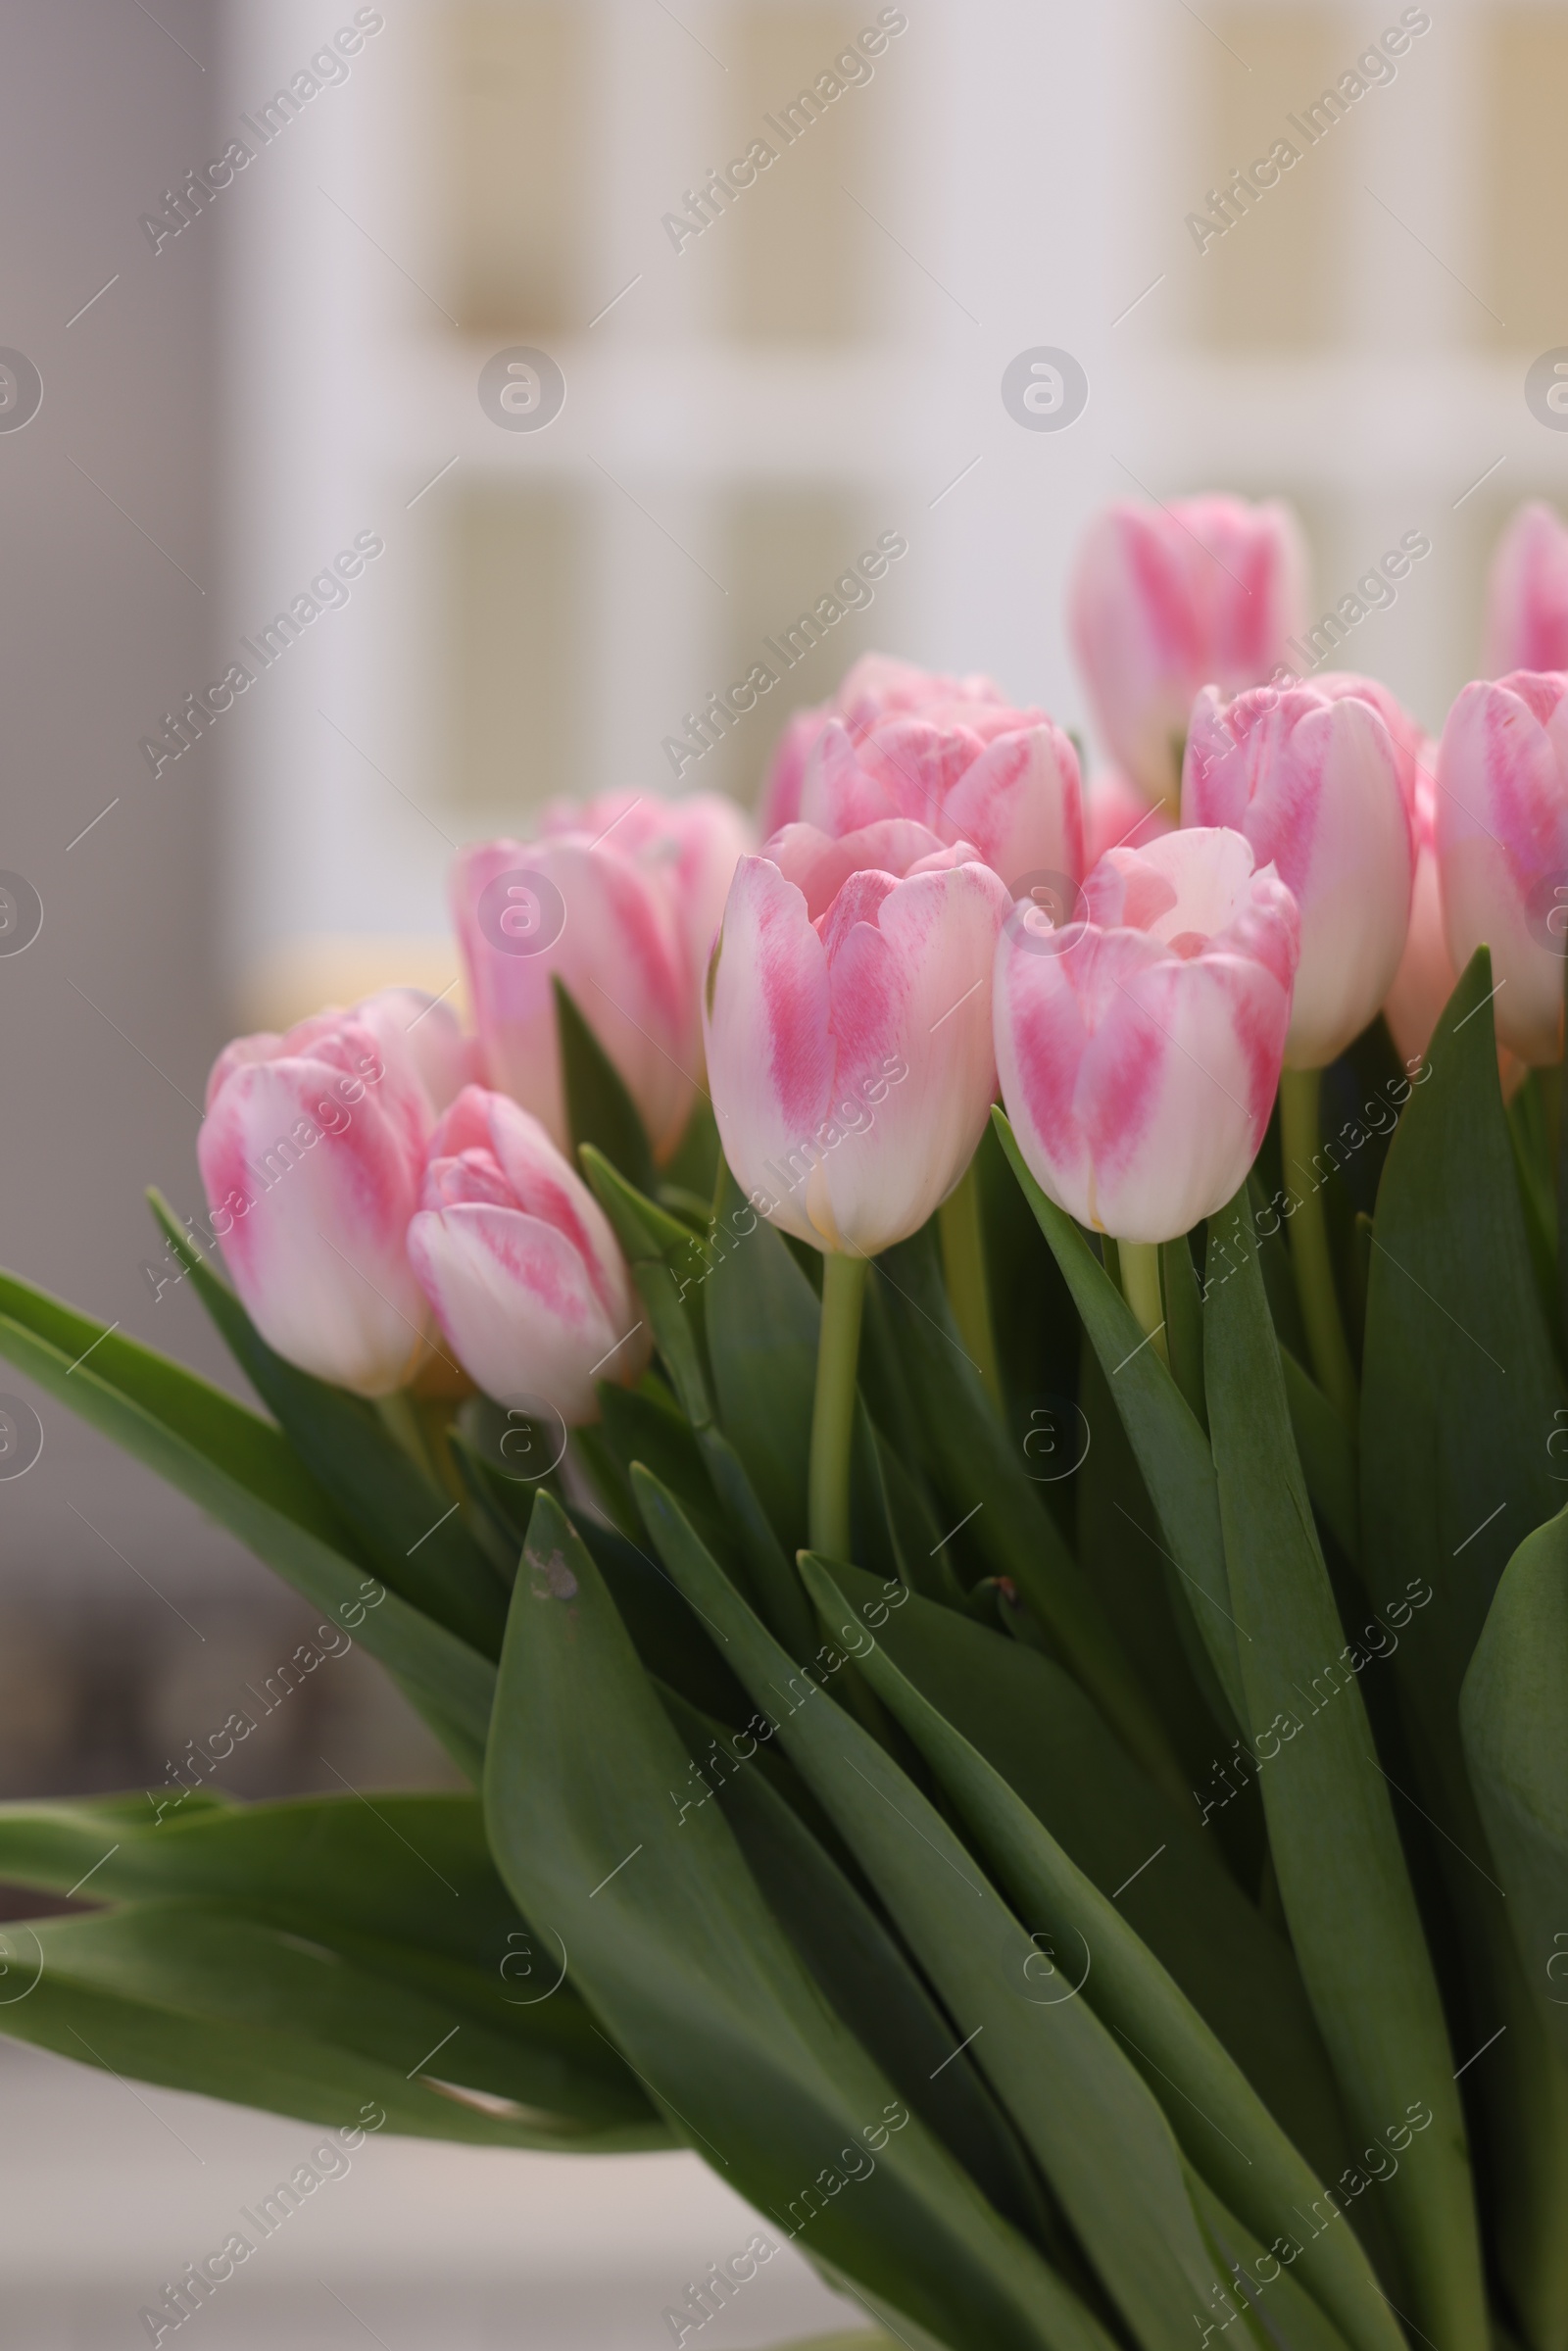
[408,1202,622,1423]
[198,1059,430,1396]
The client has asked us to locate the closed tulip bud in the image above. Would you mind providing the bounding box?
[705,847,1011,1256]
[799,702,1084,898]
[198,991,465,1396]
[1435,670,1568,1064]
[1182,679,1414,1067]
[1383,760,1456,1067]
[1485,503,1568,678]
[540,788,755,1004]
[994,829,1300,1245]
[451,834,699,1163]
[407,1088,648,1423]
[1069,496,1309,808]
[758,654,1008,837]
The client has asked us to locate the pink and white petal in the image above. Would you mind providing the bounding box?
[814,865,1006,1253]
[199,1060,429,1396]
[407,1203,625,1422]
[705,857,835,1244]
[942,722,1085,885]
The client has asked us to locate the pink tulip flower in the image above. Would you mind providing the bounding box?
[198,988,470,1396]
[1485,504,1568,678]
[1435,671,1568,1065]
[1306,671,1425,817]
[994,829,1299,1245]
[407,1087,648,1423]
[540,788,754,1004]
[1383,759,1455,1067]
[451,834,698,1163]
[1069,496,1309,808]
[763,817,988,921]
[758,655,1011,836]
[705,848,1011,1255]
[1182,679,1414,1068]
[796,702,1084,899]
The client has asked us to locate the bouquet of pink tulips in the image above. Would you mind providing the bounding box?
[4,493,1568,2351]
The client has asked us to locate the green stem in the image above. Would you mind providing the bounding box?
[1118,1240,1168,1364]
[938,1157,1003,1405]
[808,1250,870,1563]
[1279,1065,1359,1424]
[375,1390,444,1493]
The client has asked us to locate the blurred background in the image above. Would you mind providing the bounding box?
[1,0,1565,2340]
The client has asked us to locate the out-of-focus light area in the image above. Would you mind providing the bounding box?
[1,0,1566,2339]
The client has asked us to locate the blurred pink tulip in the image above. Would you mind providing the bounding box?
[198,988,470,1395]
[451,834,698,1163]
[540,787,754,1002]
[1383,760,1455,1067]
[797,702,1084,898]
[1083,769,1173,869]
[407,1087,647,1423]
[1485,503,1568,678]
[994,829,1299,1245]
[705,848,1010,1255]
[758,655,1011,836]
[1069,496,1309,808]
[1435,670,1568,1064]
[1182,679,1414,1068]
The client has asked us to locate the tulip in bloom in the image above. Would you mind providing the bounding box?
[796,695,1084,899]
[1069,496,1309,808]
[1182,679,1414,1067]
[452,833,698,1163]
[1485,503,1568,678]
[408,1087,648,1423]
[540,787,754,1005]
[705,842,1010,1255]
[759,654,1008,837]
[199,988,471,1396]
[994,829,1299,1245]
[1435,670,1568,1064]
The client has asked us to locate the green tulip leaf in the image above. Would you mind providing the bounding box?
[871,1223,1185,1801]
[991,1109,1245,1729]
[0,1271,493,1779]
[795,1554,1402,2351]
[1461,1505,1568,2068]
[554,975,658,1199]
[635,1469,1240,2351]
[149,1194,510,1656]
[1204,1203,1488,2351]
[483,1489,1109,2351]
